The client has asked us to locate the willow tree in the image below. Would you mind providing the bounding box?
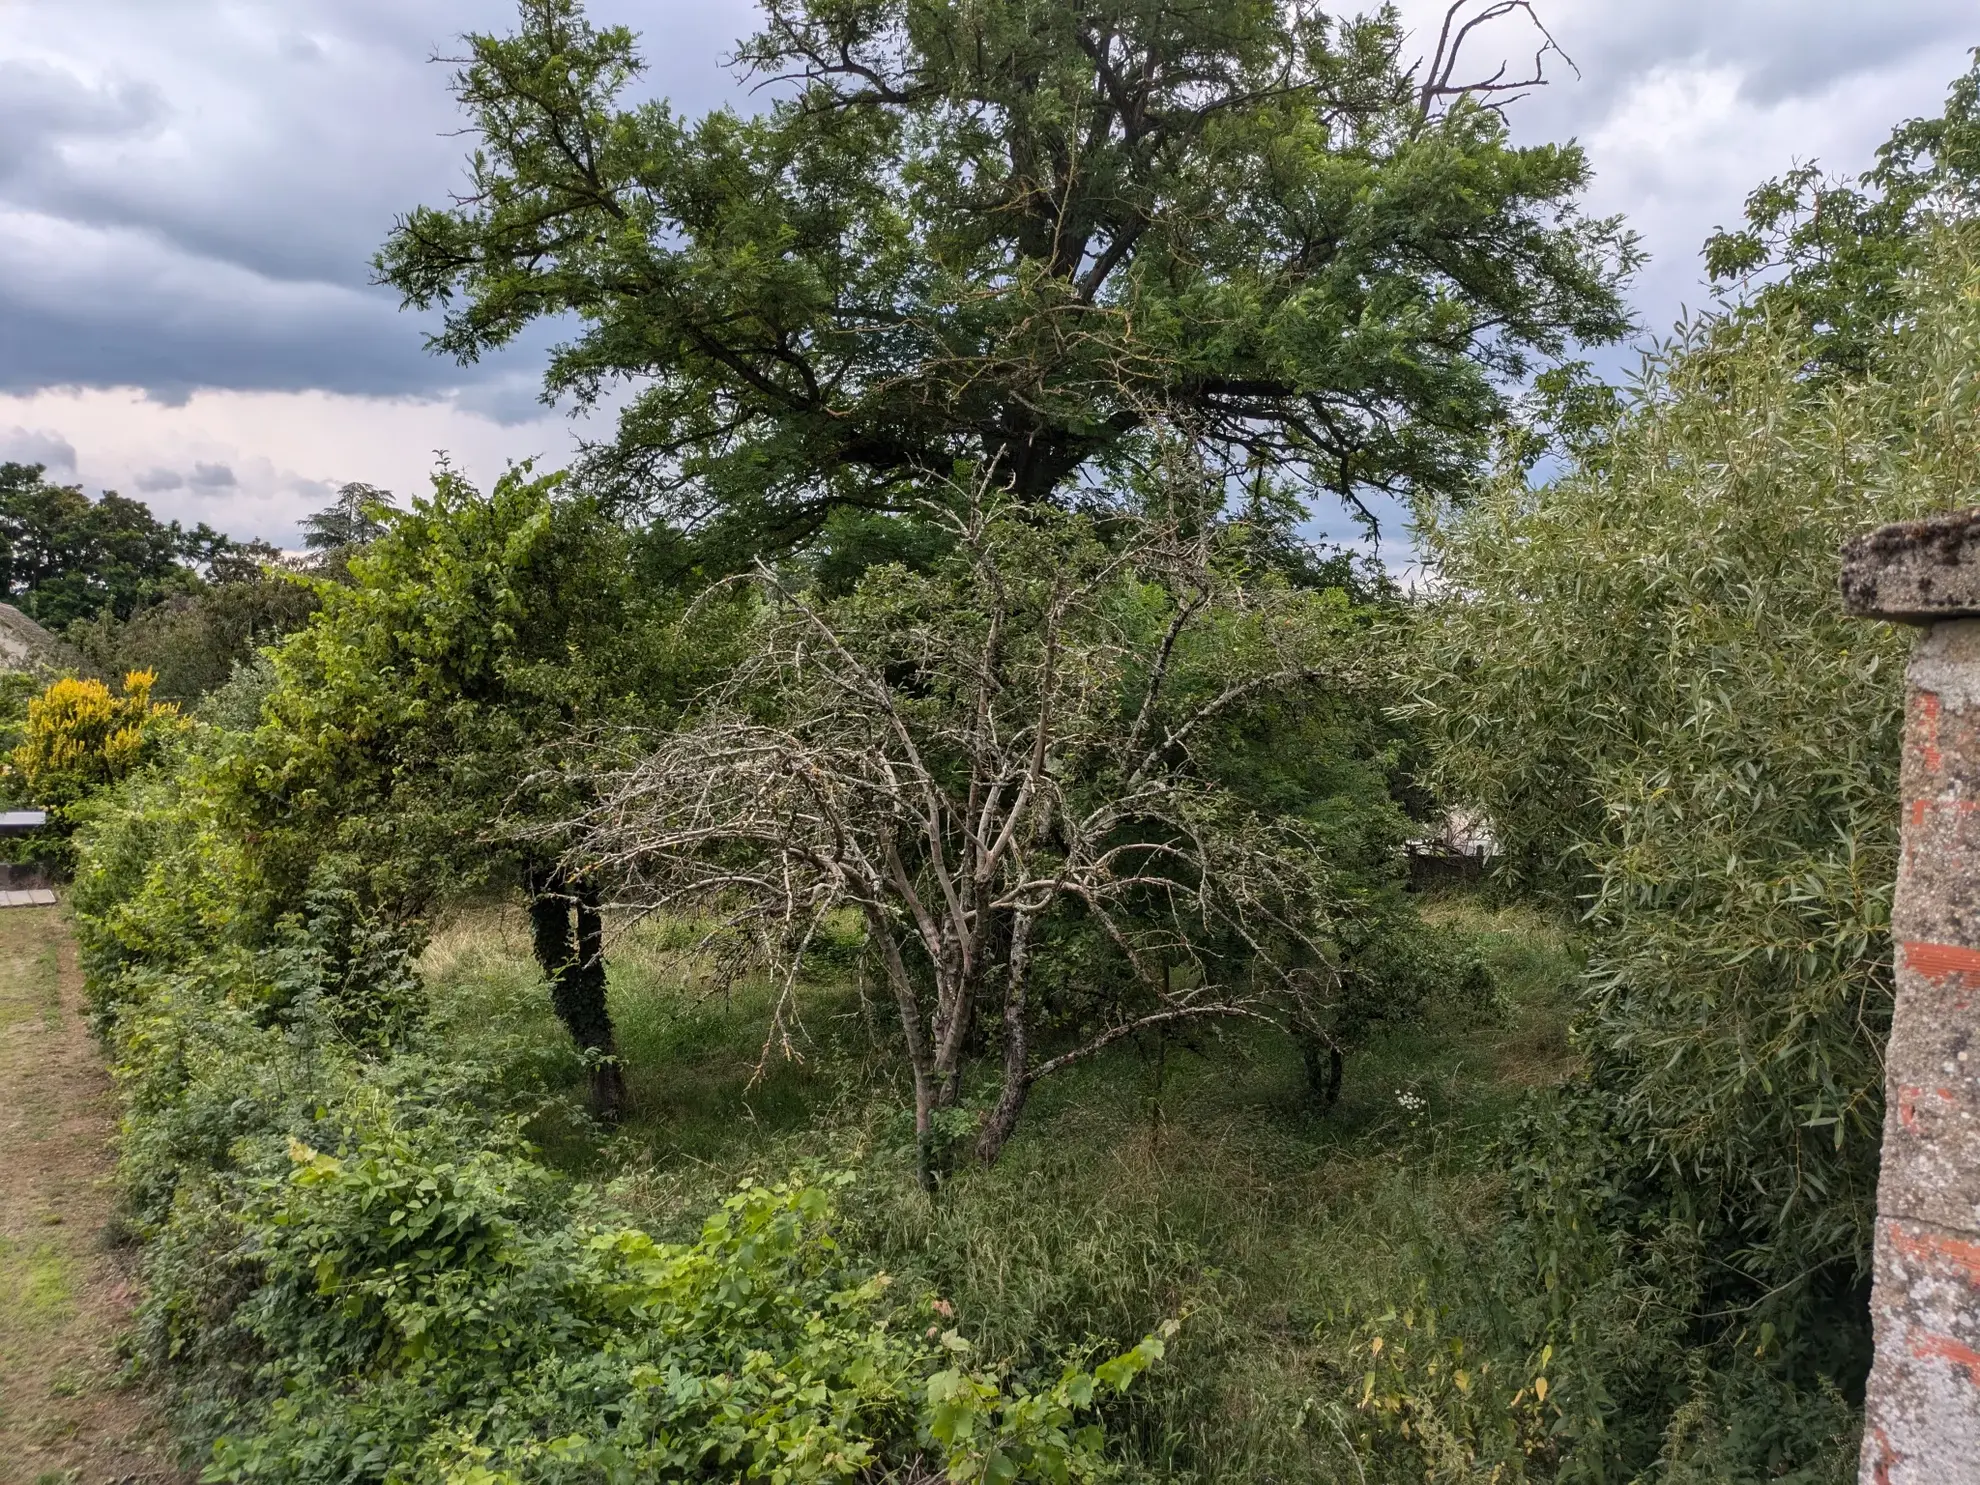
[380,0,1637,556]
[1405,230,1980,1479]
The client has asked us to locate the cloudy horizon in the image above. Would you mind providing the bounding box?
[0,0,1974,547]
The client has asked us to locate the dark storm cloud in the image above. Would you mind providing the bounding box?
[0,263,450,400]
[0,0,754,400]
[0,0,1973,406]
[0,59,162,178]
[0,211,516,401]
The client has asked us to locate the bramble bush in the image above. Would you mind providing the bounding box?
[73,719,1169,1483]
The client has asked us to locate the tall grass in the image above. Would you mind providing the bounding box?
[422,891,1581,1483]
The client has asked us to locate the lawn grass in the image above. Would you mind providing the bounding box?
[421,888,1582,1483]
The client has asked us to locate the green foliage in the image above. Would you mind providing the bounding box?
[64,558,320,703]
[0,669,44,802]
[419,889,1577,1484]
[72,720,1169,1484]
[0,461,234,627]
[223,462,716,916]
[1343,1302,1556,1479]
[379,0,1637,556]
[1406,228,1980,1479]
[185,462,742,1107]
[217,1144,1148,1485]
[0,463,304,705]
[1704,50,1980,376]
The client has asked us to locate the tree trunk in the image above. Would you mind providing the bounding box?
[914,1081,937,1193]
[864,905,941,1192]
[1299,1031,1344,1108]
[975,913,1036,1165]
[933,968,972,1111]
[525,863,624,1122]
[571,887,625,1121]
[976,1066,1031,1166]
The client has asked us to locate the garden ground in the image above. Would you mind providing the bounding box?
[0,906,184,1485]
[423,889,1583,1481]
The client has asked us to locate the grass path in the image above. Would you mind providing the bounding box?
[0,908,184,1485]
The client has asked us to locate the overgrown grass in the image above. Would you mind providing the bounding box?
[422,889,1583,1483]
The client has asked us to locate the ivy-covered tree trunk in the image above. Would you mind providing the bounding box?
[525,862,625,1121]
[1298,1033,1345,1108]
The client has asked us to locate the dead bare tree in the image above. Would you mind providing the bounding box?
[552,494,1370,1187]
[1414,0,1577,120]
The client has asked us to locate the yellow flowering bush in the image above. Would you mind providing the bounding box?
[13,670,180,814]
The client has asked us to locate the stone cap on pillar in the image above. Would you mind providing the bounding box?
[1842,509,1980,623]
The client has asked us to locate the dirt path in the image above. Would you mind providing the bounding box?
[0,908,185,1485]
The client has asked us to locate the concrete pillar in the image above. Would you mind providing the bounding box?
[1843,511,1980,1484]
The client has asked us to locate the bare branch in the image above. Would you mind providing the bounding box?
[546,483,1362,1172]
[1414,1,1576,121]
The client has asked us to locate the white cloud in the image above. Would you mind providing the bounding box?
[0,424,77,474]
[0,385,594,544]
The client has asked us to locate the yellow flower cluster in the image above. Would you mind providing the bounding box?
[13,670,181,806]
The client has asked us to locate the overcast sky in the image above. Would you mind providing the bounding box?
[0,1,1974,546]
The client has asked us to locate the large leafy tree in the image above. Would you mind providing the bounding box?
[380,0,1638,556]
[228,467,725,1114]
[0,462,233,627]
[299,482,396,583]
[300,483,394,554]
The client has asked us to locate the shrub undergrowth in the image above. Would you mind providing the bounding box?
[72,737,1171,1484]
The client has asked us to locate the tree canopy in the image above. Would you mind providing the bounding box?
[229,467,689,905]
[1704,50,1980,376]
[0,462,234,627]
[380,0,1638,558]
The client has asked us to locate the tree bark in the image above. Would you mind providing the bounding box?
[1299,1031,1344,1108]
[975,912,1037,1165]
[933,970,973,1111]
[864,905,941,1191]
[525,863,625,1122]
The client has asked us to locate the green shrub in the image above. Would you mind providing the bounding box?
[73,721,1171,1483]
[15,669,180,820]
